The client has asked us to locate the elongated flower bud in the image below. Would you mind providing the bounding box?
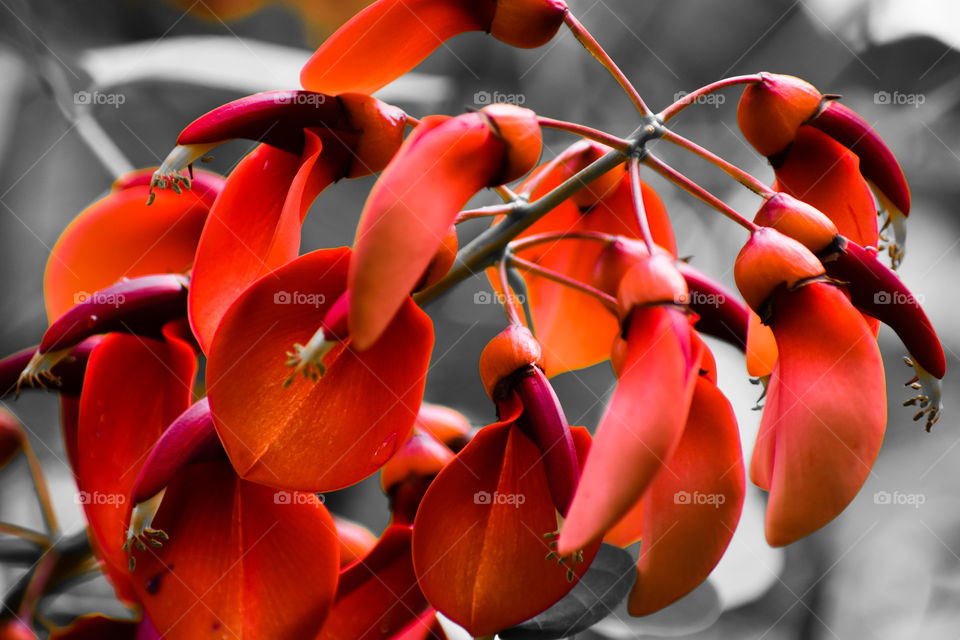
[737,73,821,157]
[754,192,838,253]
[734,228,825,314]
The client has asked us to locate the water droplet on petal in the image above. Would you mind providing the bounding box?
[373,433,399,466]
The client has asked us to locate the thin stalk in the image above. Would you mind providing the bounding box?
[537,117,630,152]
[509,256,619,314]
[643,153,757,233]
[628,158,656,253]
[21,437,59,535]
[454,203,516,224]
[511,230,618,253]
[661,128,772,196]
[404,114,421,128]
[659,74,762,121]
[494,184,520,203]
[0,523,49,548]
[564,13,651,116]
[497,258,524,327]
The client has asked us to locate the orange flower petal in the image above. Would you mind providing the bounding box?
[44,170,221,322]
[761,282,886,546]
[206,248,433,491]
[189,133,330,353]
[300,0,493,95]
[558,306,700,555]
[350,114,504,349]
[774,126,878,248]
[628,375,745,615]
[319,525,428,640]
[77,333,197,603]
[412,421,597,637]
[132,461,339,639]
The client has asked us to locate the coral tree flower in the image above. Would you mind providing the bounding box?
[349,104,542,349]
[736,227,886,546]
[559,255,703,555]
[494,140,676,375]
[412,325,598,637]
[301,0,569,95]
[737,72,911,263]
[151,90,407,352]
[205,247,433,491]
[604,335,744,615]
[44,167,223,323]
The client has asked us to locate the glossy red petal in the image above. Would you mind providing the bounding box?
[558,306,700,555]
[774,126,879,249]
[628,376,745,615]
[207,248,433,491]
[44,173,220,322]
[761,282,886,546]
[319,525,428,640]
[350,114,504,349]
[77,333,197,603]
[188,132,335,352]
[300,0,493,95]
[412,421,598,637]
[131,461,339,639]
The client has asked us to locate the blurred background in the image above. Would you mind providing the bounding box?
[1,0,959,637]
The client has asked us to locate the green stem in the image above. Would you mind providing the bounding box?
[563,13,652,116]
[642,153,757,233]
[537,117,630,152]
[658,74,762,121]
[661,128,773,196]
[414,121,661,305]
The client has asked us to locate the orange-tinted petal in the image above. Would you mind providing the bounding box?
[774,126,879,248]
[300,0,494,95]
[319,525,428,640]
[760,282,886,546]
[412,420,597,637]
[558,306,700,555]
[335,517,378,569]
[44,170,221,322]
[207,248,433,491]
[188,133,331,353]
[628,375,745,615]
[350,114,504,349]
[77,333,197,603]
[132,461,339,639]
[745,310,777,378]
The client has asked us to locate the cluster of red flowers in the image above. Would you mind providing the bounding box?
[0,0,945,638]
